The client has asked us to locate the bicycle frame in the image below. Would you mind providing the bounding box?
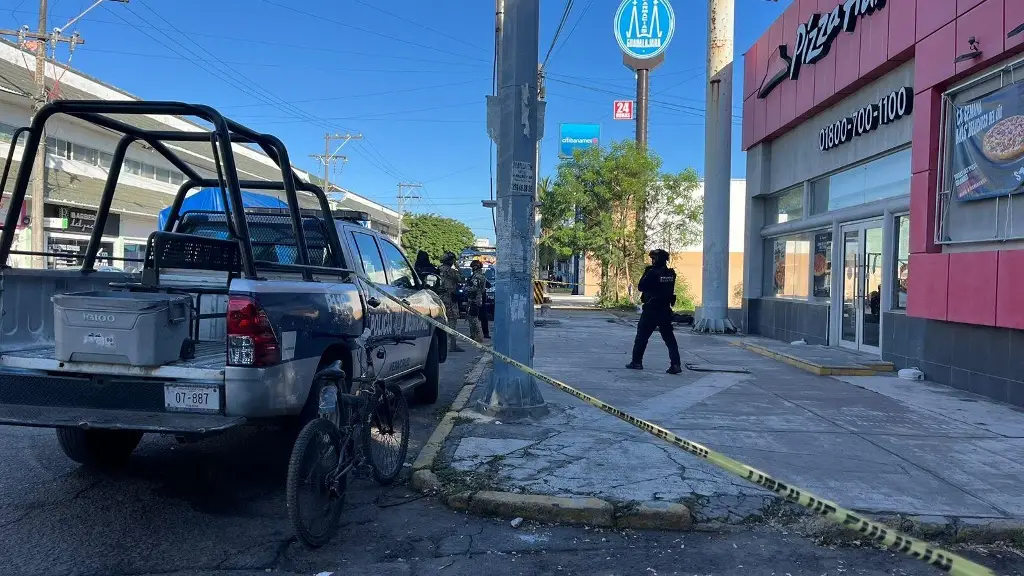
[315,341,399,491]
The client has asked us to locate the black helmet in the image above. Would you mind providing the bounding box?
[470,259,483,270]
[649,249,669,265]
[441,252,456,266]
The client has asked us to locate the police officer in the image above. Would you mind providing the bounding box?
[439,252,463,352]
[467,259,487,343]
[626,249,682,374]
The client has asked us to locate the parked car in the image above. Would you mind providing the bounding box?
[0,99,449,467]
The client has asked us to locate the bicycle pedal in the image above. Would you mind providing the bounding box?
[355,464,373,480]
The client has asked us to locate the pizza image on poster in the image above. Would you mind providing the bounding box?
[951,82,1024,201]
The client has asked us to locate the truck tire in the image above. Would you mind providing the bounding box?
[55,428,143,466]
[414,333,440,405]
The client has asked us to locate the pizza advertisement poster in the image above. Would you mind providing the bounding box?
[812,232,832,298]
[951,82,1024,202]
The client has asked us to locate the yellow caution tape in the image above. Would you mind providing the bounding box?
[359,277,994,576]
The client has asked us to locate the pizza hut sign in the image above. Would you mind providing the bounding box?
[758,0,887,99]
[819,87,913,151]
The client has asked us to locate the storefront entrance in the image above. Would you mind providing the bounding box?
[839,221,883,354]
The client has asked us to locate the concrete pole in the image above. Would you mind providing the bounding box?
[477,0,547,418]
[693,0,736,334]
[635,69,649,148]
[30,0,48,268]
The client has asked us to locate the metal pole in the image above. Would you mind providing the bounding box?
[478,0,546,418]
[693,0,736,334]
[636,69,649,148]
[30,0,48,268]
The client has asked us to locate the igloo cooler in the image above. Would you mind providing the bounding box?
[52,291,192,366]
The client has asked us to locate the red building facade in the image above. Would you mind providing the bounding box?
[741,0,1024,406]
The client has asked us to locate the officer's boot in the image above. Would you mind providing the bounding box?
[448,320,463,352]
[625,361,643,370]
[666,364,683,375]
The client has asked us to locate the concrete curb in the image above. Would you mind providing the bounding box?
[408,353,694,532]
[730,340,891,376]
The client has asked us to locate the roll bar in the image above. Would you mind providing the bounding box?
[0,100,344,282]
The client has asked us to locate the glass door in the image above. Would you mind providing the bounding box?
[838,221,883,354]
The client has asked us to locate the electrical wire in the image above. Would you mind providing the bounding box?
[547,0,593,64]
[258,0,490,66]
[542,0,574,68]
[351,0,491,54]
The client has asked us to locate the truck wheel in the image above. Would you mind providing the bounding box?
[414,334,440,405]
[55,428,143,466]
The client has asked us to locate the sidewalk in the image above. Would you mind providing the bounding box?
[435,310,1024,528]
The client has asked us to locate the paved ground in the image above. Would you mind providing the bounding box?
[444,310,1024,525]
[2,321,1023,576]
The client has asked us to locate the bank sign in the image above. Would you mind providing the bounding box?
[758,0,887,99]
[559,123,601,159]
[614,0,675,60]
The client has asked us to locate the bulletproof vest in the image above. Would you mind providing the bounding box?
[644,266,677,306]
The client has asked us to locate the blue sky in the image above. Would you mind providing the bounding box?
[3,0,789,240]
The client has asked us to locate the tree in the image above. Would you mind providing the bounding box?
[399,213,474,263]
[539,140,702,304]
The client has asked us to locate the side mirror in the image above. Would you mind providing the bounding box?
[423,273,440,289]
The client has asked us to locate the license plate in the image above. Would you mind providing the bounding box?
[164,385,220,412]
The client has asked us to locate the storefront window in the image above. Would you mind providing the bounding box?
[123,243,146,273]
[765,234,810,298]
[767,186,803,224]
[811,149,911,214]
[811,231,832,298]
[893,215,909,310]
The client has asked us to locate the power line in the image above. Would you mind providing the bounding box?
[547,0,593,63]
[542,0,573,67]
[258,0,491,65]
[351,0,491,54]
[7,8,492,68]
[217,79,490,110]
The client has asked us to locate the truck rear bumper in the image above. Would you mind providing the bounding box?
[0,368,244,433]
[0,404,245,433]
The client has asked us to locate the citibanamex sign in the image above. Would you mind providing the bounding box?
[759,0,887,99]
[819,87,913,151]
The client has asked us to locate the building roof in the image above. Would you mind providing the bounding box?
[0,39,394,221]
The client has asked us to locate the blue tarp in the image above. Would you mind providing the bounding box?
[157,188,288,230]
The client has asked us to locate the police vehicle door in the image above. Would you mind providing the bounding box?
[347,230,404,380]
[376,238,433,374]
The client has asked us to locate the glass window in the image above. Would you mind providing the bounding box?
[350,232,387,284]
[811,148,911,214]
[98,152,113,169]
[141,163,156,179]
[155,167,171,183]
[46,137,57,155]
[811,231,832,298]
[169,171,184,185]
[768,186,803,224]
[378,239,415,289]
[893,216,909,310]
[765,233,811,298]
[71,143,97,165]
[0,122,17,143]
[124,160,142,175]
[123,243,145,273]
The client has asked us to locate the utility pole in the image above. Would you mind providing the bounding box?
[477,0,546,418]
[1,0,126,268]
[396,182,421,244]
[693,0,736,334]
[309,132,362,195]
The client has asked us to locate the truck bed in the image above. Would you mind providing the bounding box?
[0,340,226,381]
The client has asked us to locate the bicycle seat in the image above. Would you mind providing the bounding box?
[313,360,347,384]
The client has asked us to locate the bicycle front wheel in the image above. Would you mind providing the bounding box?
[286,418,347,547]
[362,384,410,485]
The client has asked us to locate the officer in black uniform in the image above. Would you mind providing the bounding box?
[626,249,683,374]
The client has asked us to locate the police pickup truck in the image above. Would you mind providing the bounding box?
[0,100,450,466]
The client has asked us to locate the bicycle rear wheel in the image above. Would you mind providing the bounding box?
[286,418,347,547]
[362,384,410,485]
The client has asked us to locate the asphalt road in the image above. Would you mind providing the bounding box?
[1,340,1021,576]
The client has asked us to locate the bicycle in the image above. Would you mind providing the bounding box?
[285,335,412,547]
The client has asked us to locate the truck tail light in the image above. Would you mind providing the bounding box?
[226,295,280,367]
